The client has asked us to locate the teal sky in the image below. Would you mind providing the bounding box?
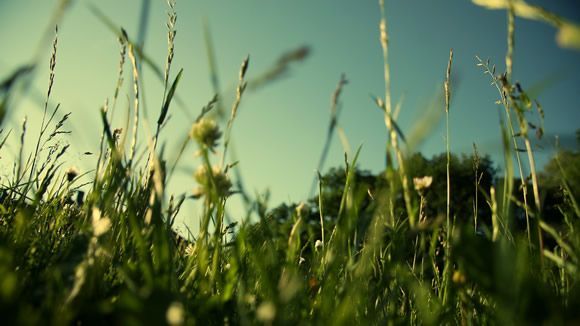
[1,0,579,232]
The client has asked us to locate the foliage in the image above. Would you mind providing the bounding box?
[0,1,578,325]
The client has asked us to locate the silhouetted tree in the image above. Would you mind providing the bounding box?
[408,153,495,225]
[540,148,580,225]
[254,152,496,244]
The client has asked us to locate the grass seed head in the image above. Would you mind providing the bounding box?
[295,201,308,217]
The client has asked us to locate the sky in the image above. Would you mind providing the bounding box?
[0,0,579,232]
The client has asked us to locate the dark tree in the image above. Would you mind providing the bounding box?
[255,152,496,245]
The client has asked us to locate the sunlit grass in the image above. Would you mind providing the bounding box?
[0,1,578,324]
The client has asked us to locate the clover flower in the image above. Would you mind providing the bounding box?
[190,117,222,152]
[193,165,232,198]
[413,176,433,192]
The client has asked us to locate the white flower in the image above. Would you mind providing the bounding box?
[91,207,111,237]
[413,176,433,192]
[166,301,185,326]
[315,240,323,252]
[256,301,276,323]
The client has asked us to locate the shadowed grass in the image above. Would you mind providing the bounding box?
[0,1,578,325]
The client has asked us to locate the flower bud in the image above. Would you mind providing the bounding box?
[190,118,222,151]
[194,165,232,197]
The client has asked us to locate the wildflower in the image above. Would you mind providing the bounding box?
[184,244,195,257]
[193,165,232,198]
[256,301,276,323]
[452,270,466,285]
[413,176,433,192]
[190,117,222,151]
[66,166,79,182]
[315,239,323,252]
[414,176,433,224]
[91,207,111,237]
[166,301,185,326]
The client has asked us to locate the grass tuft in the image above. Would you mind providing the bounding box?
[0,1,577,324]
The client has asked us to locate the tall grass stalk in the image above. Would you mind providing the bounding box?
[317,171,326,249]
[16,116,27,183]
[201,23,254,210]
[97,36,127,178]
[310,74,348,197]
[153,0,177,150]
[476,57,531,241]
[473,143,482,232]
[378,0,414,227]
[504,2,532,243]
[441,48,454,306]
[127,43,140,167]
[27,27,58,195]
[221,56,249,168]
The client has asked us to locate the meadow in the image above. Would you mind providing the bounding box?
[0,0,579,324]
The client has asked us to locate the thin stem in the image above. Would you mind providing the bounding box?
[221,56,249,168]
[378,0,414,227]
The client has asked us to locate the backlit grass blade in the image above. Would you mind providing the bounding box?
[158,68,183,126]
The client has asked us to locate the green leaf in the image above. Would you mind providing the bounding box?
[158,68,183,125]
[100,108,115,149]
[371,94,407,143]
[390,113,407,143]
[0,96,8,126]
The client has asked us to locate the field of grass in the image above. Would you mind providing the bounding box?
[0,0,579,324]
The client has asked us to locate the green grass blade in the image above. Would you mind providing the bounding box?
[158,68,183,126]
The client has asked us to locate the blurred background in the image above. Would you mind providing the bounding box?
[0,0,579,232]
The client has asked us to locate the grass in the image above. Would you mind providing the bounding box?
[0,0,579,324]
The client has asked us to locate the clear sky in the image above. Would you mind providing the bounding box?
[0,0,579,232]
